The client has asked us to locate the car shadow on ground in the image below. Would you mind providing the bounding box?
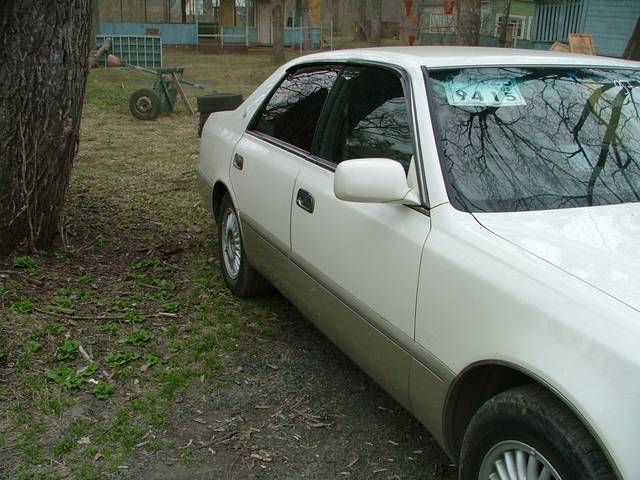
[119,296,458,480]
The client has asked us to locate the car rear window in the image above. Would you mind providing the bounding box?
[428,67,640,212]
[251,65,341,152]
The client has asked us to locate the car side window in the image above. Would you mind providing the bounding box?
[251,65,341,152]
[314,66,414,172]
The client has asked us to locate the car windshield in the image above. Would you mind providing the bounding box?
[428,67,640,212]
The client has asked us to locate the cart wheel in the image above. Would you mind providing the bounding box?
[129,88,160,120]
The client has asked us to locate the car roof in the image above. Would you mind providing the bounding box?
[295,46,640,70]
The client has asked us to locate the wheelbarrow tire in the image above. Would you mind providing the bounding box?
[130,88,161,121]
[197,93,243,113]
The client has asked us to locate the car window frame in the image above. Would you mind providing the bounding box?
[311,65,412,172]
[246,60,430,210]
[246,63,344,157]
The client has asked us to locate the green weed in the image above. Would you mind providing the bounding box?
[77,272,93,284]
[161,301,181,313]
[52,296,75,310]
[11,298,36,314]
[100,322,119,335]
[92,381,115,400]
[105,350,139,367]
[25,340,42,354]
[46,362,97,390]
[56,339,79,360]
[13,256,38,269]
[124,329,153,346]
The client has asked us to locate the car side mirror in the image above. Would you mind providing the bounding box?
[334,158,420,205]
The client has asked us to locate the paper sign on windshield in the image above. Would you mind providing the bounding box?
[445,79,526,107]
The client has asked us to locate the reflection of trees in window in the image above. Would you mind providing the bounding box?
[318,66,413,169]
[345,98,413,170]
[430,67,640,212]
[253,66,340,151]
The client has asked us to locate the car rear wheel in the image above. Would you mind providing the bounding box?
[217,194,271,298]
[459,385,615,480]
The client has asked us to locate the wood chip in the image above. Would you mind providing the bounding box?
[78,344,93,362]
[306,421,332,428]
[348,458,359,468]
[77,437,91,445]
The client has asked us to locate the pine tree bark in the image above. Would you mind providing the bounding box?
[0,0,91,253]
[271,0,285,64]
[457,0,481,46]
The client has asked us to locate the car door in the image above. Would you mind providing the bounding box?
[229,65,341,287]
[288,65,432,408]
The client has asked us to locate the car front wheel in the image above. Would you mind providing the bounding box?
[459,385,615,480]
[217,193,271,298]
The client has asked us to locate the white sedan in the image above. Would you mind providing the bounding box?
[197,47,640,480]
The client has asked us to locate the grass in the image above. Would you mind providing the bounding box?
[0,47,292,478]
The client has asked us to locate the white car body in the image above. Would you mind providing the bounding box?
[198,47,640,479]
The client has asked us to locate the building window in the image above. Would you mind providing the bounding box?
[494,14,528,40]
[235,0,255,27]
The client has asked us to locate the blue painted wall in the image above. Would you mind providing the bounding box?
[100,22,197,45]
[582,0,640,57]
[284,27,322,47]
[100,22,322,47]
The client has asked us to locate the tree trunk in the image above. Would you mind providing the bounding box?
[498,0,512,48]
[353,0,367,42]
[0,0,91,253]
[624,17,640,60]
[457,0,481,46]
[271,0,285,64]
[369,0,382,46]
[301,0,312,51]
[204,0,213,22]
[91,0,100,42]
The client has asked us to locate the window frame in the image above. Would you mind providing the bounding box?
[312,64,416,173]
[246,60,430,210]
[247,63,344,157]
[494,14,528,40]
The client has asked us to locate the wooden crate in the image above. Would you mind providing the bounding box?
[568,34,596,55]
[550,41,570,53]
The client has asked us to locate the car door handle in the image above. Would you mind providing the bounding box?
[296,189,315,213]
[233,153,244,170]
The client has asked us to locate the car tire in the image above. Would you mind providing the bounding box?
[459,385,615,480]
[217,193,271,298]
[129,88,161,120]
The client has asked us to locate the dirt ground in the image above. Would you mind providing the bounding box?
[0,50,458,480]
